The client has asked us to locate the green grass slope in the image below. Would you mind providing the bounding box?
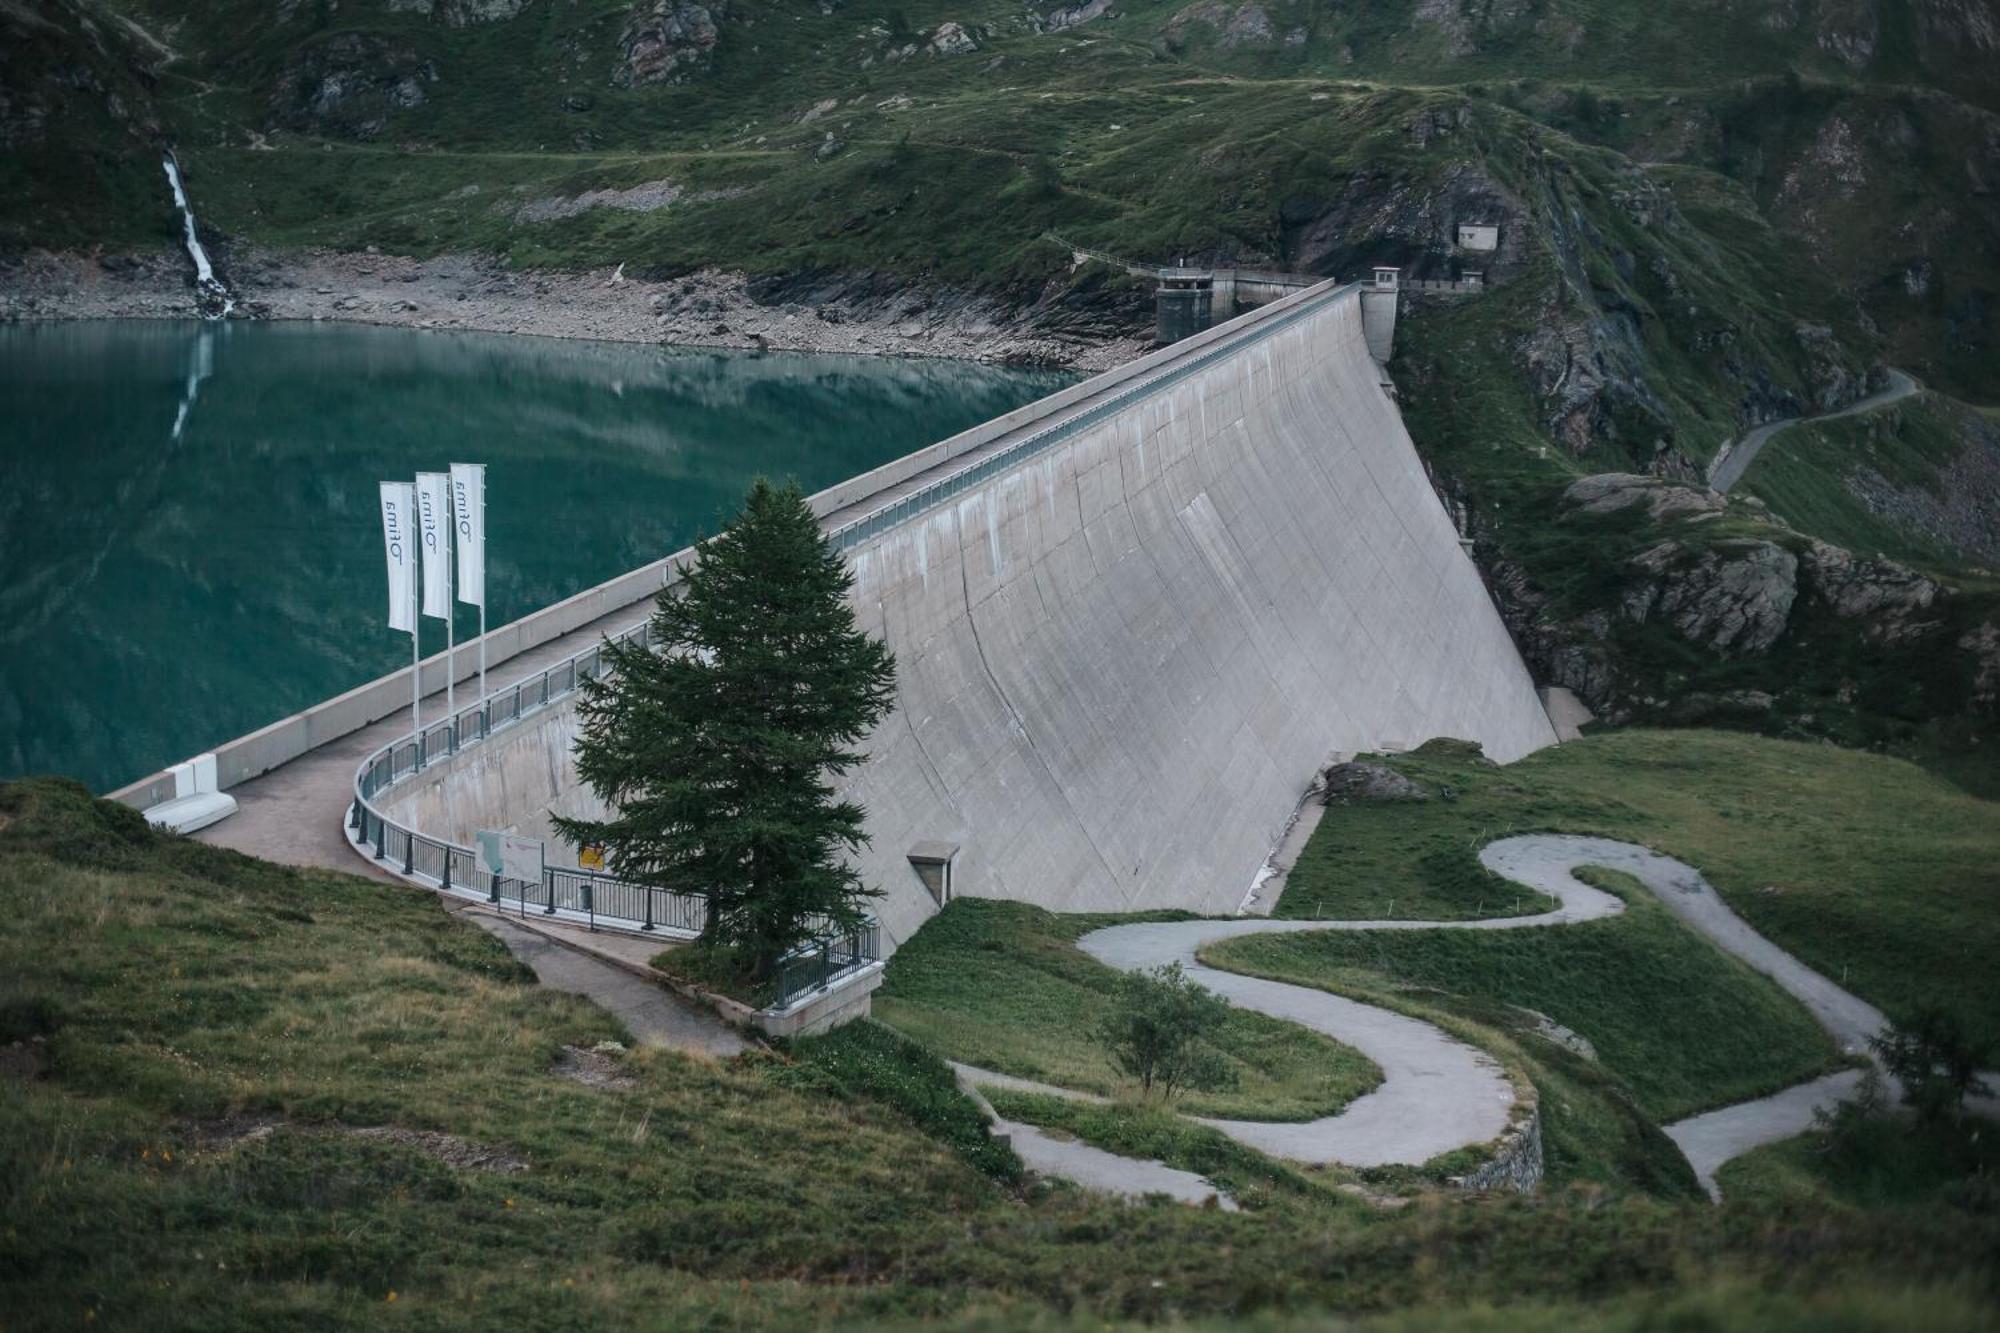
[874,897,1381,1121]
[1266,732,2000,1048]
[3,780,1999,1325]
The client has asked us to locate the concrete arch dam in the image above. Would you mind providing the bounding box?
[372,279,1558,949]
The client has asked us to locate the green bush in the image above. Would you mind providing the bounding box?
[775,1020,1022,1183]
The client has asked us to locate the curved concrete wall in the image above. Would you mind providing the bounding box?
[385,286,1556,949]
[840,290,1553,945]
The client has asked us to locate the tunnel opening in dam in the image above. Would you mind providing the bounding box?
[358,277,1560,955]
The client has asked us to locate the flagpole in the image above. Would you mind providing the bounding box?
[445,520,456,741]
[410,565,421,744]
[478,473,488,704]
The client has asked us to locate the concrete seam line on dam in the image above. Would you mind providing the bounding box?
[373,279,1558,955]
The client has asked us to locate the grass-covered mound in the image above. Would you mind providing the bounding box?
[1270,731,2000,1051]
[874,897,1381,1121]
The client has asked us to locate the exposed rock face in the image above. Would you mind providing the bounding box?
[1623,539,1799,654]
[1959,621,2000,705]
[615,0,722,87]
[270,35,438,139]
[1164,1,1278,48]
[1563,473,1724,521]
[1320,760,1428,805]
[1038,0,1114,30]
[1800,540,1940,639]
[385,0,533,23]
[928,21,979,54]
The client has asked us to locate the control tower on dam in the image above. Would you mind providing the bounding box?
[370,276,1559,950]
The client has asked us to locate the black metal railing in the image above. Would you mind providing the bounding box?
[773,917,882,1011]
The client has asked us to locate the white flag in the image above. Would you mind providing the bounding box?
[415,471,453,620]
[379,481,417,635]
[450,462,485,609]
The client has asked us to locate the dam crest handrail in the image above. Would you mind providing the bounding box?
[351,277,1360,1004]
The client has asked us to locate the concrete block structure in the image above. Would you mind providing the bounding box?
[378,281,1557,952]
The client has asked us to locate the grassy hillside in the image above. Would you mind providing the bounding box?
[3,767,1999,1323]
[1268,732,2000,1048]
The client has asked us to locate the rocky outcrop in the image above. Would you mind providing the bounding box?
[1623,539,1799,654]
[1164,1,1279,48]
[1800,540,1941,640]
[928,21,979,54]
[270,35,438,139]
[1563,473,1723,521]
[614,0,722,87]
[385,0,534,24]
[1037,0,1115,31]
[1320,761,1428,805]
[1959,621,2000,705]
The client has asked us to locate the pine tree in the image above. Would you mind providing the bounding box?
[555,479,897,981]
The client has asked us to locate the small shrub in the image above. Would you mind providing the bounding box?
[775,1020,1021,1182]
[1872,1007,1995,1124]
[1095,962,1239,1102]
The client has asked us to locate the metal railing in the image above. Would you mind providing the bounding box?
[774,916,882,1011]
[349,618,718,939]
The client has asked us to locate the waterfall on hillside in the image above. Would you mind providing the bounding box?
[161,152,235,318]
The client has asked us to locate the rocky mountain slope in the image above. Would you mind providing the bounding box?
[4,0,1997,785]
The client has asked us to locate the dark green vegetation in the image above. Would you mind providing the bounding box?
[1719,1075,2000,1215]
[873,897,1381,1121]
[1267,732,2000,1050]
[1094,961,1239,1102]
[4,774,1999,1326]
[558,479,897,980]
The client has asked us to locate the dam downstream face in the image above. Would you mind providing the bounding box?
[0,320,1069,793]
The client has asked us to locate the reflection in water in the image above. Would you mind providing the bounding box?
[0,320,1071,792]
[170,327,215,441]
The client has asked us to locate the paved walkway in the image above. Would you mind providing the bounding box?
[1708,368,1920,493]
[459,906,748,1058]
[993,833,1999,1203]
[1075,860,1622,1168]
[952,1070,1237,1210]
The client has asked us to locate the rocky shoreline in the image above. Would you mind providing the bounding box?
[0,248,1151,371]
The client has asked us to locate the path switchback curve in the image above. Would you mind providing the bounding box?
[1031,834,1996,1198]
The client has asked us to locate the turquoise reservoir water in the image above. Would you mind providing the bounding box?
[0,320,1069,793]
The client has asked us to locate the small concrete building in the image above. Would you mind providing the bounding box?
[1456,223,1499,253]
[1155,268,1214,344]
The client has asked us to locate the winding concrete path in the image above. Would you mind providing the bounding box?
[1074,846,1622,1168]
[1708,368,1920,493]
[971,832,1996,1202]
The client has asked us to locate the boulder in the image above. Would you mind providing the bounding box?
[1321,761,1428,805]
[615,0,722,87]
[929,21,979,54]
[1563,472,1723,522]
